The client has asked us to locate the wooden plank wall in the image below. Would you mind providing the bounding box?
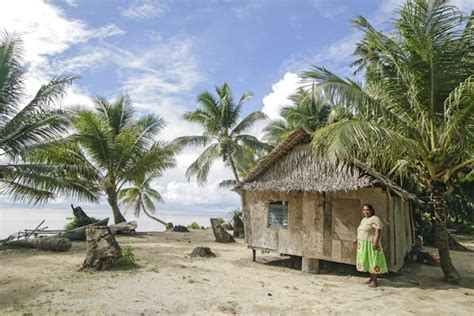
[243,187,404,271]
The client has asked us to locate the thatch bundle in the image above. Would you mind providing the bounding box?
[242,144,373,192]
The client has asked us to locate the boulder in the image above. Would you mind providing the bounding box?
[210,218,235,243]
[173,225,189,233]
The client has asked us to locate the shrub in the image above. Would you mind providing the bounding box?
[231,208,242,221]
[64,216,99,231]
[216,217,225,225]
[114,246,139,270]
[187,221,201,229]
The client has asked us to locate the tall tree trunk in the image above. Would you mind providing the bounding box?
[431,182,461,283]
[107,190,127,224]
[228,155,240,183]
[142,205,167,227]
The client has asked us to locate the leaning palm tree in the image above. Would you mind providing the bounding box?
[174,83,271,185]
[0,32,94,204]
[304,1,473,283]
[38,95,176,224]
[119,171,167,227]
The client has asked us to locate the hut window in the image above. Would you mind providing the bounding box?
[268,201,288,229]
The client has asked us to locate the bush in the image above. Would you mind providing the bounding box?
[64,216,99,231]
[216,217,225,225]
[187,221,201,229]
[231,208,242,221]
[114,246,139,270]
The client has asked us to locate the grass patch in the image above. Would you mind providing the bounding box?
[113,246,139,270]
[148,266,160,273]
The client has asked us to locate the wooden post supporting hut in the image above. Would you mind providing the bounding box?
[235,129,417,273]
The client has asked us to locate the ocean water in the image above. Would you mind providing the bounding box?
[0,206,231,239]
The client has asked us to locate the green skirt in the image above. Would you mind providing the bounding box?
[356,239,388,274]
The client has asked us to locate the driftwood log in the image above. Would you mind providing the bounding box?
[233,216,244,238]
[59,218,110,241]
[80,226,122,271]
[210,218,235,243]
[7,236,71,252]
[190,246,216,258]
[109,221,137,234]
[71,204,93,227]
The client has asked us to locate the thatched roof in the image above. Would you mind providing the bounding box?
[236,129,417,201]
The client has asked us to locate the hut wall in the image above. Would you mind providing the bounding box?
[243,187,405,272]
[390,195,413,271]
[321,187,391,267]
[243,191,304,255]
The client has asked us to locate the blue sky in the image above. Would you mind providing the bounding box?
[1,0,472,215]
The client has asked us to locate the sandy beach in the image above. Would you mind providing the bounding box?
[0,229,473,315]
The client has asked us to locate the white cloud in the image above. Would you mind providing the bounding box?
[91,24,126,39]
[311,0,348,19]
[122,0,166,20]
[282,32,360,76]
[65,0,78,7]
[233,0,264,19]
[261,72,301,120]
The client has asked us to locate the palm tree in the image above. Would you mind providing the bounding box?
[174,83,271,185]
[0,32,94,204]
[263,86,352,145]
[303,1,473,283]
[119,171,167,227]
[38,95,176,223]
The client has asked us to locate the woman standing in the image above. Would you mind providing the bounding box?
[354,204,388,288]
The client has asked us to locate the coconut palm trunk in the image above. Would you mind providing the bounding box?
[107,189,127,224]
[431,182,460,282]
[141,205,167,226]
[228,155,241,183]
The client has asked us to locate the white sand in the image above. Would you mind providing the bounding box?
[0,230,473,315]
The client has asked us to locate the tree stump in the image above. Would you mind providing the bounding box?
[173,225,189,232]
[190,246,216,258]
[80,226,122,271]
[233,216,244,238]
[210,218,235,243]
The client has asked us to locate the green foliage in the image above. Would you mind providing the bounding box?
[64,216,99,231]
[118,171,168,227]
[230,208,242,221]
[114,246,139,270]
[420,212,433,238]
[302,0,473,279]
[187,221,201,229]
[0,32,93,204]
[216,217,225,225]
[34,95,177,224]
[174,83,271,184]
[263,86,353,146]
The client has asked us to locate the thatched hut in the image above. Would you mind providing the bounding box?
[235,129,416,273]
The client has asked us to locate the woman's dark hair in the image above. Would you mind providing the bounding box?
[362,204,375,215]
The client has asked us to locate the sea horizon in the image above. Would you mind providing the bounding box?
[0,205,231,239]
